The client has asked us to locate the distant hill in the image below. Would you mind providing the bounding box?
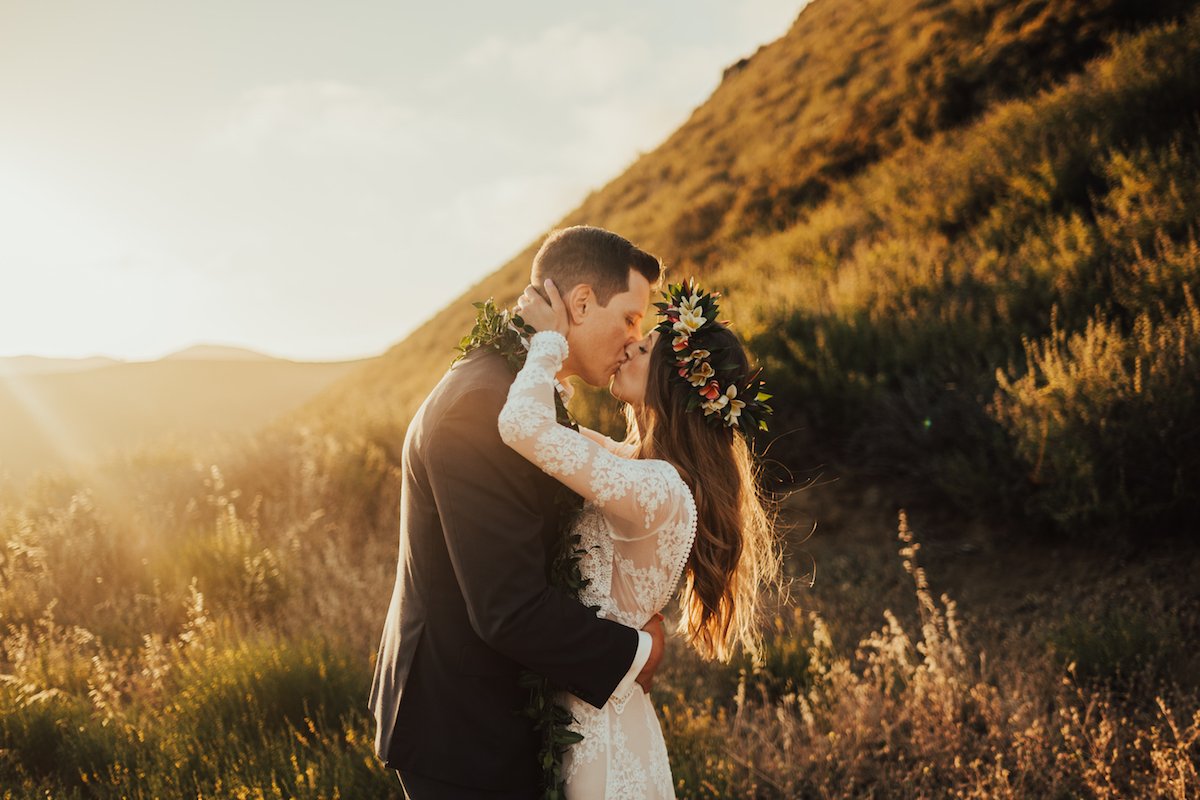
[160,344,279,361]
[0,354,368,488]
[0,343,279,377]
[272,0,1200,536]
[0,354,122,376]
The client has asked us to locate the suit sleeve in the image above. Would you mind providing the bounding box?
[425,381,640,709]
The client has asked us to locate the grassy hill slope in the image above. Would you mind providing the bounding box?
[298,0,1200,538]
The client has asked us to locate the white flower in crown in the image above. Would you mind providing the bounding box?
[687,361,715,387]
[702,390,729,415]
[722,385,746,427]
[675,345,710,368]
[673,305,706,335]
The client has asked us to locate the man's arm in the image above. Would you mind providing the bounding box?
[426,383,640,708]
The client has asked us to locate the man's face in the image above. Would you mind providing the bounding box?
[566,270,651,387]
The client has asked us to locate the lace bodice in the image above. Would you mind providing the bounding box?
[498,330,696,799]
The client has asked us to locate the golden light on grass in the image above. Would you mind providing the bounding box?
[0,364,91,471]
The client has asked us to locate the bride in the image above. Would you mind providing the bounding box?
[499,277,782,799]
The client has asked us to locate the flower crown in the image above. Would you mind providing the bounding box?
[653,279,773,433]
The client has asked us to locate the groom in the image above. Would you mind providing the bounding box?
[369,225,666,798]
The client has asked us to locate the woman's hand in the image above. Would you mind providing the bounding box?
[635,612,666,694]
[515,279,569,338]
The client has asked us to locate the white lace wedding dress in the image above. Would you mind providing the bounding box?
[498,330,698,800]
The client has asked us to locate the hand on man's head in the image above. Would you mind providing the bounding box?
[515,280,570,338]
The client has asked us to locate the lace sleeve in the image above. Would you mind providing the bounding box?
[498,330,692,541]
[578,426,637,459]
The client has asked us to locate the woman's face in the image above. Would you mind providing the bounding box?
[610,329,659,407]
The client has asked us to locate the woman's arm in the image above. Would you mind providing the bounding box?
[498,330,688,541]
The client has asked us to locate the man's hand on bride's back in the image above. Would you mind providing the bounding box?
[515,280,570,337]
[635,612,665,694]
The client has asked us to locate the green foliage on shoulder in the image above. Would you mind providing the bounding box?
[454,298,534,373]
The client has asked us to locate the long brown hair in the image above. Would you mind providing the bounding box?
[624,324,782,662]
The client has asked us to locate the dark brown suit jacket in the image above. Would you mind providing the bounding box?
[368,346,639,792]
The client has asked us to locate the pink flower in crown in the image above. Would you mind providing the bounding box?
[687,361,715,387]
[673,333,690,352]
[699,379,722,401]
[678,366,690,378]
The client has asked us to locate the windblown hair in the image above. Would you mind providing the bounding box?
[531,225,662,306]
[624,324,783,662]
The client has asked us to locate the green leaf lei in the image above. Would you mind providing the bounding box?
[453,298,597,800]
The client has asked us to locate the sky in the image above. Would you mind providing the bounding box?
[0,0,805,363]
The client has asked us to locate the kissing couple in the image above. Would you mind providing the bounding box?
[369,225,781,799]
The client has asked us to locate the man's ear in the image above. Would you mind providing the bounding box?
[564,283,592,325]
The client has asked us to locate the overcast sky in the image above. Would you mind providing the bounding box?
[1,0,804,362]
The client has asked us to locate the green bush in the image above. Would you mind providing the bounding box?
[167,636,365,744]
[990,294,1200,533]
[659,695,754,799]
[1048,606,1190,685]
[0,678,137,791]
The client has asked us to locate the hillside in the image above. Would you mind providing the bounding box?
[0,354,121,376]
[160,344,278,361]
[296,0,1200,538]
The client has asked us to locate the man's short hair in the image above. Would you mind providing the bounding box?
[531,225,662,306]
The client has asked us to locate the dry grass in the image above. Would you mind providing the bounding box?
[657,511,1200,797]
[2,434,1197,797]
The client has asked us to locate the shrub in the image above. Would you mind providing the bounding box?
[167,636,365,744]
[1048,606,1190,686]
[0,677,136,791]
[989,294,1200,534]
